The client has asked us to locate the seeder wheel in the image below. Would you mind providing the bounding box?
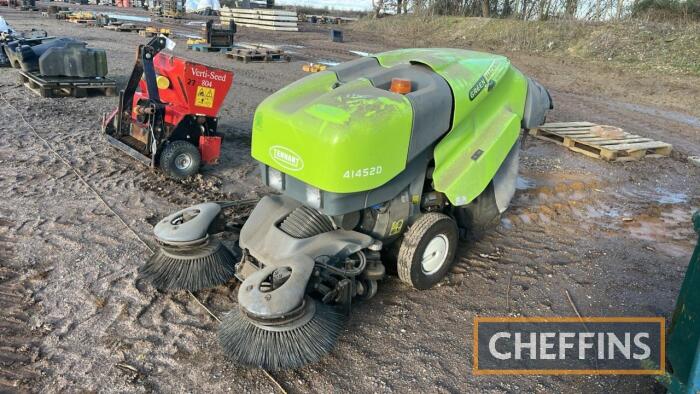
[159,140,201,179]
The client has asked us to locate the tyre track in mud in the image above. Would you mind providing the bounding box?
[0,79,265,391]
[0,209,44,391]
[0,12,271,389]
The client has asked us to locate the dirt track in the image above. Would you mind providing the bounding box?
[0,6,699,393]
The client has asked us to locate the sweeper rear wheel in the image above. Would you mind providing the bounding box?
[397,212,458,290]
[456,182,501,241]
[160,140,201,179]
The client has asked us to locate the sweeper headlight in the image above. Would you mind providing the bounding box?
[305,185,322,209]
[268,168,284,191]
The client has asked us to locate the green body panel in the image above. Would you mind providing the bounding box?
[253,48,527,202]
[663,211,700,393]
[377,49,528,205]
[251,70,413,194]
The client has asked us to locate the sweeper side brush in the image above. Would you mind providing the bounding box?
[140,237,236,291]
[218,298,345,370]
[138,203,237,291]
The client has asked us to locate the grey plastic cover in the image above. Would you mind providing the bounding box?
[261,148,432,216]
[332,56,453,161]
[153,202,221,243]
[238,195,373,318]
[14,37,81,72]
[39,43,108,78]
[492,138,520,213]
[522,77,553,129]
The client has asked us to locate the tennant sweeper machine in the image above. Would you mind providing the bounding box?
[103,36,233,179]
[138,48,553,370]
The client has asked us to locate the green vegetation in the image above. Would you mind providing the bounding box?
[374,0,700,21]
[633,0,700,20]
[350,15,700,75]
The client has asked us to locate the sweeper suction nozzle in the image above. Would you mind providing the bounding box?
[218,298,345,371]
[138,202,237,291]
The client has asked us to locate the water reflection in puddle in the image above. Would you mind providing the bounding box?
[516,176,536,190]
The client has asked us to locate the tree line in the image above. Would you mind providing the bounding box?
[373,0,700,20]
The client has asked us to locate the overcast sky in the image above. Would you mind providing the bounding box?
[276,0,373,11]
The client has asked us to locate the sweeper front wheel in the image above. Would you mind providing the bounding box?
[397,212,458,290]
[160,140,201,179]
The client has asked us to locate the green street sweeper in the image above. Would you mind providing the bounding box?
[138,48,553,370]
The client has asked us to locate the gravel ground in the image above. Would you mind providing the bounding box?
[0,5,699,393]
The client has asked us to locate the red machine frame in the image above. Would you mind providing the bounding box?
[103,36,234,177]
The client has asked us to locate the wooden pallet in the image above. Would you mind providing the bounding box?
[220,7,299,32]
[139,30,170,37]
[104,24,143,32]
[190,44,233,53]
[18,70,117,98]
[68,19,95,24]
[227,48,290,63]
[530,122,673,161]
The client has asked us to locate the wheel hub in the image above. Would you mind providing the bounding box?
[421,234,449,274]
[174,153,192,170]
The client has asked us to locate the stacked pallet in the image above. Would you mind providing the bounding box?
[162,0,184,18]
[530,122,673,161]
[18,71,117,98]
[220,7,298,32]
[227,46,290,62]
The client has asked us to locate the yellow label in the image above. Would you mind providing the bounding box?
[195,86,215,108]
[389,219,404,236]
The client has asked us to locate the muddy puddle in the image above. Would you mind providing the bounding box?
[512,171,697,258]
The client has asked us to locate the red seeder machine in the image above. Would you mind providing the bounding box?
[103,36,234,179]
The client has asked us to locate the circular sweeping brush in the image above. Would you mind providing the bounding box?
[218,298,345,371]
[138,237,237,291]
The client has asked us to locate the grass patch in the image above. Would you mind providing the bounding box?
[349,16,700,75]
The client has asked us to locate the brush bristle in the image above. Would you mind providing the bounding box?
[218,301,345,371]
[138,239,237,291]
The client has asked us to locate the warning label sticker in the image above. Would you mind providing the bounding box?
[195,86,215,108]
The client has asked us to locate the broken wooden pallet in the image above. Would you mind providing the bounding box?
[18,70,117,98]
[226,48,290,63]
[530,121,672,161]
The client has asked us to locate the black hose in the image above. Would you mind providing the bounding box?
[314,251,367,277]
[279,205,334,239]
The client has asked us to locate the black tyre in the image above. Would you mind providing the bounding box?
[356,279,378,300]
[159,140,201,179]
[397,212,458,290]
[454,182,501,241]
